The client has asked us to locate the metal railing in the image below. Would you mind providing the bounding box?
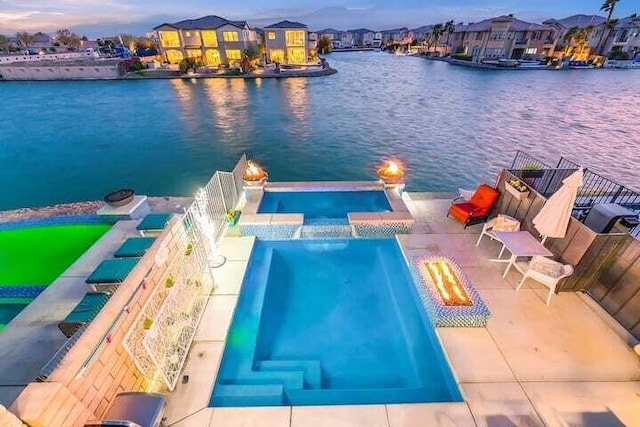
[509,150,640,238]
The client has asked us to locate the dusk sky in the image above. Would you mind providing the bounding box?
[0,0,637,35]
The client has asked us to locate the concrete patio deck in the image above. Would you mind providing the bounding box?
[163,192,640,427]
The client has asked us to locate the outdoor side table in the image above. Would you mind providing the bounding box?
[491,231,553,277]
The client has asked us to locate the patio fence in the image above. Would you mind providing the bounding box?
[509,150,640,239]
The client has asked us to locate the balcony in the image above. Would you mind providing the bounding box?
[513,39,528,46]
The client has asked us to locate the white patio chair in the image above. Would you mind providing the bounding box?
[515,256,574,306]
[476,214,521,257]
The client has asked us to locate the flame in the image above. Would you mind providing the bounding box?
[377,159,404,183]
[424,260,473,306]
[243,160,266,181]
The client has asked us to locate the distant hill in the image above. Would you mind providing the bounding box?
[69,14,184,38]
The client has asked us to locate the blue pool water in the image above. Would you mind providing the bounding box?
[210,239,462,406]
[257,191,392,224]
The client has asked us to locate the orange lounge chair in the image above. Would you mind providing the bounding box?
[448,184,500,228]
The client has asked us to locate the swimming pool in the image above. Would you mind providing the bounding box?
[0,224,111,286]
[0,223,111,331]
[210,239,462,406]
[257,191,392,224]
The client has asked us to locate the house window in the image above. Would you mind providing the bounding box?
[475,32,483,41]
[159,31,180,48]
[186,49,201,59]
[225,49,242,60]
[285,30,305,46]
[270,49,284,63]
[287,47,306,63]
[525,48,537,54]
[165,49,184,63]
[268,31,276,40]
[201,31,218,47]
[185,31,191,37]
[223,31,239,42]
[204,49,221,66]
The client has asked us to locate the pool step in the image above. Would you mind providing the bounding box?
[230,370,305,389]
[300,225,353,239]
[211,384,284,406]
[256,360,322,389]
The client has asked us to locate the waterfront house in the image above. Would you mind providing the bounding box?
[411,25,434,44]
[153,15,257,67]
[31,33,54,51]
[543,15,607,59]
[340,32,354,48]
[264,20,309,64]
[347,29,375,47]
[372,32,383,48]
[380,27,409,45]
[602,15,640,58]
[452,15,556,61]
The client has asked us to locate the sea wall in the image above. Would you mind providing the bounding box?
[0,64,120,80]
[0,52,93,65]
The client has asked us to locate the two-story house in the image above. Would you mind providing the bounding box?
[153,15,257,67]
[348,29,375,46]
[543,15,607,56]
[264,20,309,64]
[372,32,383,48]
[603,15,640,57]
[453,16,556,61]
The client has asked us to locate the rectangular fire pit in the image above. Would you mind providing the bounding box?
[409,256,490,327]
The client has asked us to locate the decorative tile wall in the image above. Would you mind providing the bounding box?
[0,286,47,298]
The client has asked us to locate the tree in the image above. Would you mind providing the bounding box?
[597,0,620,54]
[317,36,332,54]
[564,25,595,60]
[16,31,35,49]
[0,34,11,53]
[56,29,81,50]
[431,23,444,53]
[443,20,455,54]
[241,42,261,73]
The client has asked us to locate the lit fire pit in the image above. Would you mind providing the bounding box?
[424,259,473,306]
[412,256,489,327]
[377,159,404,184]
[243,160,268,186]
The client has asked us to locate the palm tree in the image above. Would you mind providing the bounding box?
[431,23,444,54]
[597,0,620,54]
[443,20,455,54]
[565,25,595,59]
[16,31,34,49]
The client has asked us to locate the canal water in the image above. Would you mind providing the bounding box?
[1,52,639,210]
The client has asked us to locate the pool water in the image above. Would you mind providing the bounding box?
[0,224,111,286]
[257,191,392,224]
[0,298,33,332]
[210,239,462,406]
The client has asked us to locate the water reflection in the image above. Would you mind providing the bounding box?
[202,79,251,139]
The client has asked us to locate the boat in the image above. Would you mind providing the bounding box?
[605,60,640,69]
[497,58,519,68]
[568,60,596,69]
[518,60,548,70]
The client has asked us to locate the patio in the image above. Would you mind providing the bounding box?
[163,192,640,427]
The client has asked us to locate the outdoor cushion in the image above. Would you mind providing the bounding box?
[449,184,499,226]
[86,258,140,284]
[58,292,111,338]
[493,214,520,232]
[469,184,500,210]
[114,237,156,258]
[530,258,564,278]
[136,213,172,231]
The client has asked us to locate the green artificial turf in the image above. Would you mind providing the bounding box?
[0,224,111,286]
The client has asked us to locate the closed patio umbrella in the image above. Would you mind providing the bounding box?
[533,168,584,244]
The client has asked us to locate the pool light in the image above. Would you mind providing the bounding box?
[243,160,268,186]
[377,159,405,184]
